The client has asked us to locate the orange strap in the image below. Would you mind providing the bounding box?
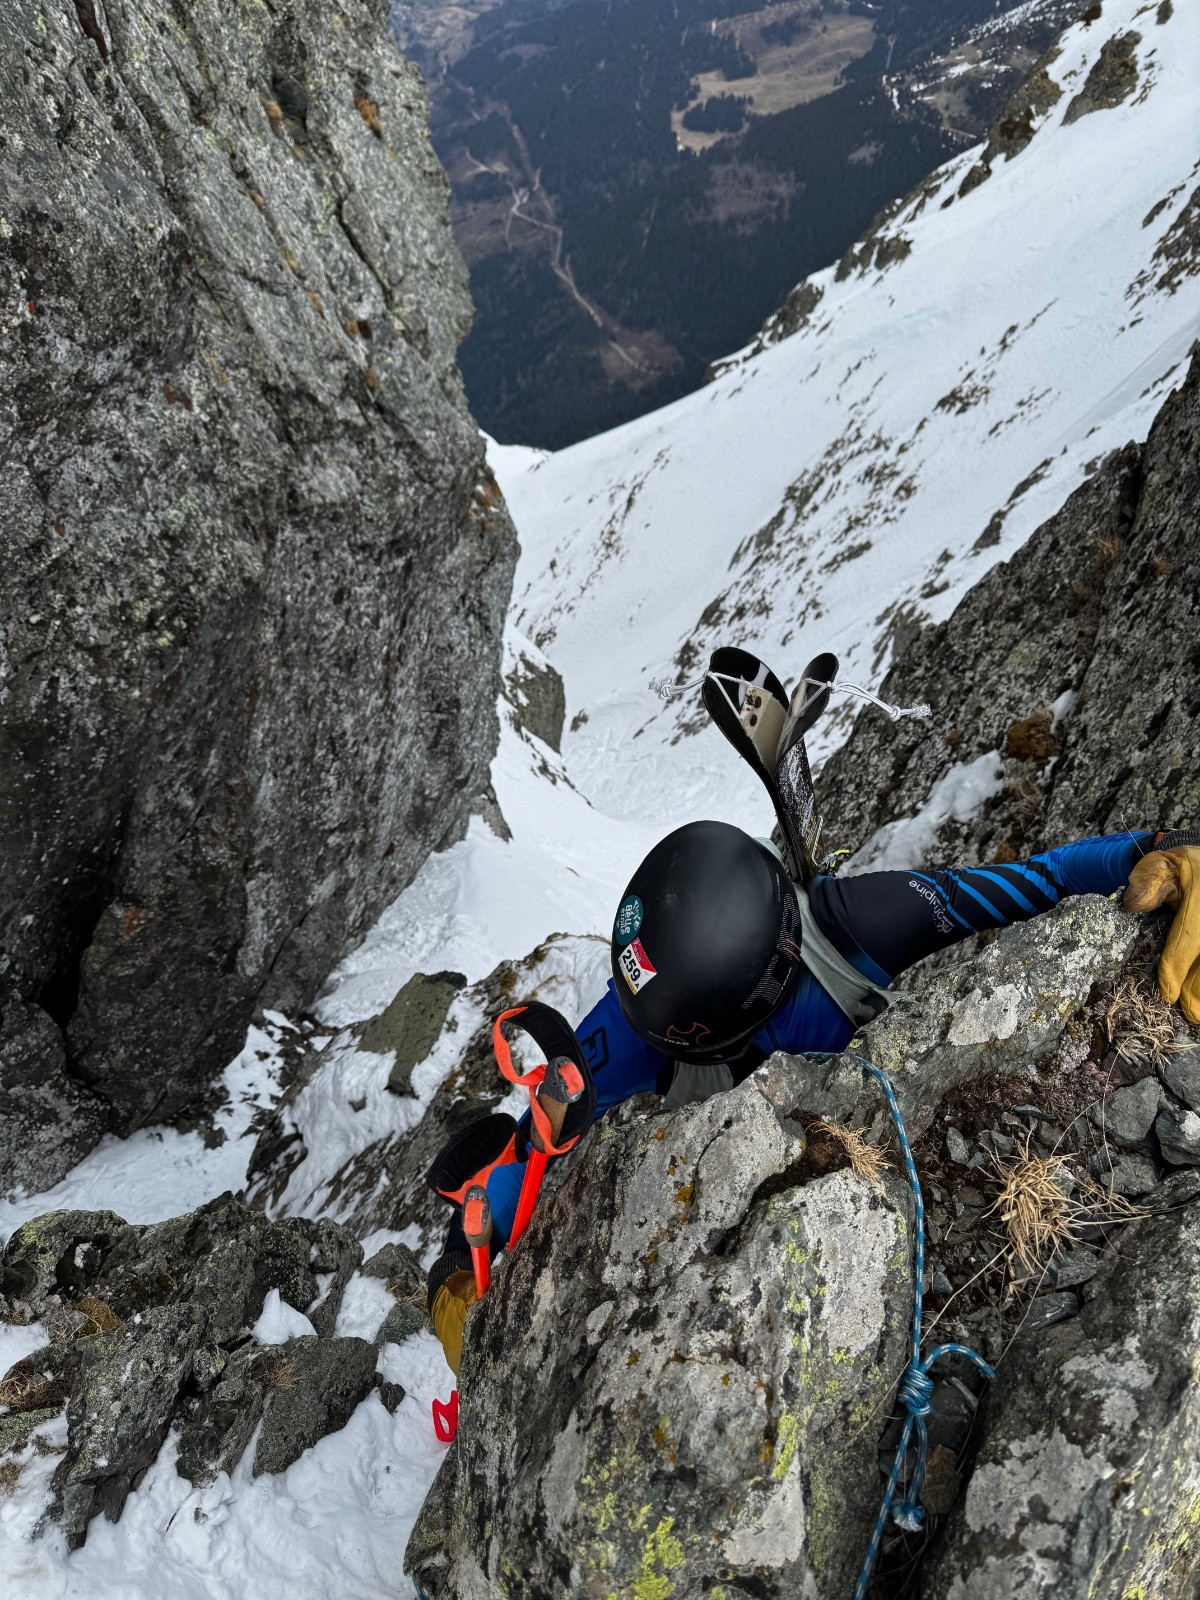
[492,1006,580,1159]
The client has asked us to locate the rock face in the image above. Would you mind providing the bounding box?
[404,890,1200,1598]
[0,1196,380,1546]
[407,1073,914,1600]
[923,1203,1200,1599]
[0,0,517,1170]
[817,349,1200,871]
[0,994,107,1194]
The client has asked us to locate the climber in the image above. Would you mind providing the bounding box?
[426,818,1200,1374]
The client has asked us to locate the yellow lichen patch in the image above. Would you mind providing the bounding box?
[774,1411,800,1480]
[673,1184,694,1207]
[627,1349,640,1367]
[632,1515,685,1600]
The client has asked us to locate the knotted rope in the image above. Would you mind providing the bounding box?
[799,1053,994,1599]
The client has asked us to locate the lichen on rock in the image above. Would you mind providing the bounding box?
[407,1069,914,1599]
[0,0,518,1184]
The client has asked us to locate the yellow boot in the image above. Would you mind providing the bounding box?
[428,1268,478,1376]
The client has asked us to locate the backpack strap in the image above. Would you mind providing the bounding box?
[793,882,892,1028]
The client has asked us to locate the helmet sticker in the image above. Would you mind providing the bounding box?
[614,894,644,944]
[666,1021,712,1046]
[618,936,657,994]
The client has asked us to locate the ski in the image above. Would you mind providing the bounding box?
[701,645,838,881]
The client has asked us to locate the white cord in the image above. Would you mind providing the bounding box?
[815,678,932,722]
[650,668,932,722]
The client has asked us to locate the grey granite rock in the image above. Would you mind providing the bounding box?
[946,1126,972,1165]
[1089,1149,1160,1197]
[505,645,566,753]
[818,349,1200,881]
[1089,1076,1162,1150]
[357,972,465,1097]
[361,1241,424,1296]
[253,1335,377,1476]
[1016,1291,1079,1337]
[406,1071,913,1600]
[1156,1105,1200,1166]
[0,995,107,1193]
[0,0,516,1166]
[1063,31,1142,124]
[853,897,1137,1145]
[1161,1046,1200,1112]
[923,1205,1200,1599]
[0,1195,369,1543]
[377,1301,427,1347]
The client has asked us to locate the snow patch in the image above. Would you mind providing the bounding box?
[847,753,1006,873]
[252,1289,316,1345]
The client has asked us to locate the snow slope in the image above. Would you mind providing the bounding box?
[498,0,1198,815]
[2,2,1198,1595]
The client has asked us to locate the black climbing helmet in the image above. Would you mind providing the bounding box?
[610,820,803,1064]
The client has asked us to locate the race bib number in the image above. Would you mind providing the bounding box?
[618,937,657,995]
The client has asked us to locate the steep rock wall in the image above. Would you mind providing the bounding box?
[0,0,517,1174]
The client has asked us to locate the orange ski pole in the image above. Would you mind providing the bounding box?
[463,1184,493,1298]
[508,1057,585,1248]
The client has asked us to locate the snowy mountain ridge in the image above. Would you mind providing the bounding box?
[495,0,1197,830]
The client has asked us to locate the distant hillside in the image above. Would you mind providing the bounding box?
[392,0,1084,447]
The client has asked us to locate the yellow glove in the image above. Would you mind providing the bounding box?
[1122,847,1200,1023]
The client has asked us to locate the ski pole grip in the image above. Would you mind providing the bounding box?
[463,1184,492,1249]
[531,1090,571,1154]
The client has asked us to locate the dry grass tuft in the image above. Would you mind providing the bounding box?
[266,1359,297,1393]
[815,1119,892,1184]
[0,1461,21,1495]
[1104,974,1177,1066]
[354,93,384,137]
[77,1297,120,1333]
[989,1139,1144,1277]
[0,1362,69,1415]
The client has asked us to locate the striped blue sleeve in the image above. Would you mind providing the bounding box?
[934,831,1153,931]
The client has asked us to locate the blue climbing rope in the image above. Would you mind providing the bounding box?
[801,1053,995,1600]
